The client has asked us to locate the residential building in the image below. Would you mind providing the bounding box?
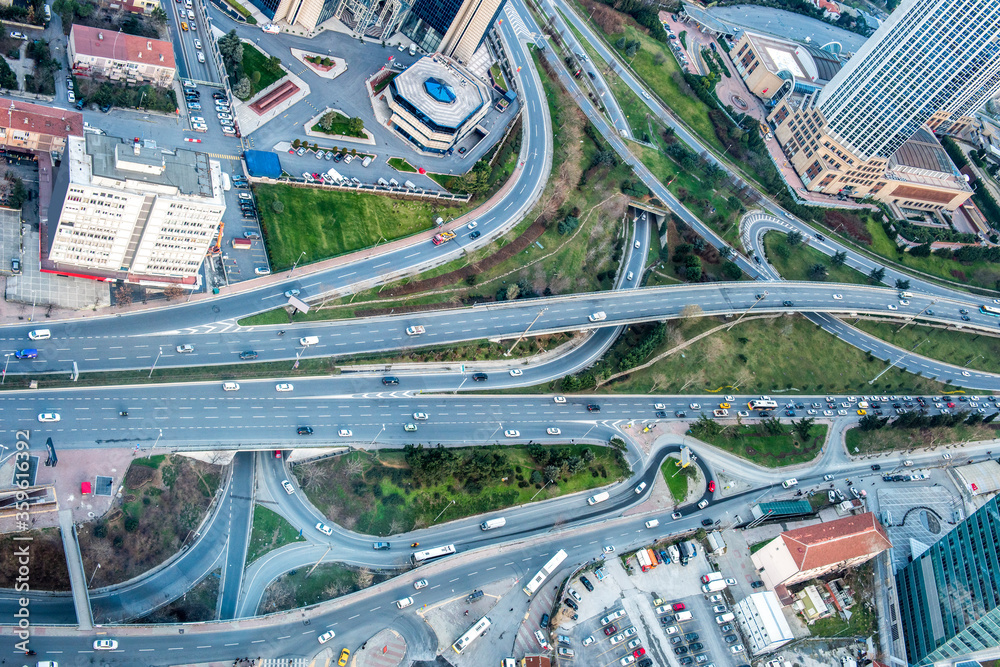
[730,30,843,103]
[122,0,161,13]
[385,54,491,154]
[520,658,550,667]
[0,100,83,154]
[45,134,225,287]
[732,591,795,654]
[897,495,1000,665]
[751,513,892,591]
[68,24,176,87]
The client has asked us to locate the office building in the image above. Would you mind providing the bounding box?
[731,30,843,103]
[0,100,82,154]
[897,496,1000,665]
[385,54,491,154]
[767,0,1000,212]
[45,134,225,287]
[435,0,505,64]
[752,513,892,592]
[68,24,176,87]
[732,591,795,655]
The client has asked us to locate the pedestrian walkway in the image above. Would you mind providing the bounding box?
[57,508,92,630]
[353,628,406,667]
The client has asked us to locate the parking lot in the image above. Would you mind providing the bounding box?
[554,546,748,667]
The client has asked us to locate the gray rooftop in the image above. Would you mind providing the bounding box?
[85,133,214,198]
[891,127,956,175]
[391,56,489,130]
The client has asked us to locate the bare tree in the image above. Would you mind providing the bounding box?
[299,464,330,489]
[355,567,374,589]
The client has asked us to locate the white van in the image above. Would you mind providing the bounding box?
[299,336,319,346]
[674,610,693,622]
[644,519,660,529]
[362,156,373,167]
[782,478,798,488]
[222,382,240,391]
[396,596,414,608]
[587,491,610,505]
[588,311,607,322]
[28,329,51,340]
[716,612,735,624]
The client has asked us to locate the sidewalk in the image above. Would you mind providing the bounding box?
[57,509,92,630]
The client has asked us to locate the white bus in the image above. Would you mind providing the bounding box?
[747,399,778,410]
[412,544,457,564]
[452,615,491,653]
[523,549,568,596]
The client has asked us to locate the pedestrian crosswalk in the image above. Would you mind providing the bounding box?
[504,4,532,39]
[208,152,239,160]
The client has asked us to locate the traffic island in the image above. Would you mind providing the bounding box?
[417,578,516,659]
[352,628,407,667]
[291,48,348,80]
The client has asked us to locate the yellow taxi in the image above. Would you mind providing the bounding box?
[181,21,189,31]
[857,409,867,416]
[338,648,350,666]
[719,402,730,410]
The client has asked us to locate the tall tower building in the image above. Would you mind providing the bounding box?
[817,0,1000,161]
[400,0,504,60]
[896,496,1000,665]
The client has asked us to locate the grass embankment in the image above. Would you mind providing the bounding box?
[242,43,283,95]
[0,528,69,590]
[692,420,829,468]
[77,455,222,587]
[254,184,470,270]
[248,505,306,563]
[295,444,629,535]
[763,231,868,284]
[387,157,418,173]
[845,422,998,454]
[854,321,1000,376]
[660,458,690,504]
[261,563,390,613]
[134,570,220,623]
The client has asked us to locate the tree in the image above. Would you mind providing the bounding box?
[233,76,251,100]
[558,215,579,235]
[792,417,815,441]
[543,464,561,482]
[691,414,722,438]
[831,250,847,267]
[808,263,828,280]
[347,116,364,135]
[355,567,374,589]
[265,55,283,75]
[786,230,802,246]
[251,70,262,85]
[114,284,133,307]
[895,278,911,290]
[858,414,889,431]
[721,261,742,280]
[150,5,167,26]
[218,30,243,68]
[319,111,337,131]
[292,138,301,149]
[162,285,185,300]
[868,266,886,284]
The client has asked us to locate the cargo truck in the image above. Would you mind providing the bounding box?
[636,548,653,571]
[587,491,610,505]
[701,579,728,593]
[432,231,456,245]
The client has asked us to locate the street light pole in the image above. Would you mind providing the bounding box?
[433,499,456,523]
[727,291,767,331]
[454,377,468,395]
[152,428,163,450]
[370,424,385,458]
[896,300,935,333]
[487,421,502,443]
[869,340,925,385]
[289,250,307,277]
[505,307,547,357]
[148,346,162,378]
[88,563,101,587]
[1,353,12,384]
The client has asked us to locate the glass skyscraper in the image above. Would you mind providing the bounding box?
[816,0,1000,161]
[400,0,465,53]
[896,495,1000,665]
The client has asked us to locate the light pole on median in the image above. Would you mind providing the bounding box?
[488,421,502,443]
[1,352,13,384]
[371,424,385,458]
[152,428,163,450]
[897,300,936,333]
[727,291,767,331]
[148,346,162,378]
[433,499,456,523]
[454,377,468,395]
[505,307,547,357]
[869,339,926,385]
[289,250,306,277]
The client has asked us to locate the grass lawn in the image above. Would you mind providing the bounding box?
[693,423,829,467]
[241,43,283,96]
[490,63,508,91]
[311,110,366,138]
[77,455,222,587]
[254,184,470,270]
[261,563,390,613]
[387,157,417,173]
[854,320,1000,375]
[748,540,769,554]
[296,445,629,535]
[248,505,305,564]
[763,231,868,284]
[223,0,256,22]
[845,422,999,454]
[660,458,689,504]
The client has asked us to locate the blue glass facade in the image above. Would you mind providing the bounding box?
[896,495,1000,665]
[399,0,463,53]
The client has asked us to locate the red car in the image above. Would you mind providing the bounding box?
[947,402,955,408]
[708,480,716,493]
[604,624,617,635]
[274,450,282,459]
[634,648,646,658]
[672,602,685,611]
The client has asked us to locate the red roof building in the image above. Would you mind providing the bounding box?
[0,99,82,153]
[68,24,176,87]
[751,513,892,590]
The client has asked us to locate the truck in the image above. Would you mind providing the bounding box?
[432,231,456,246]
[588,311,607,322]
[221,172,231,191]
[409,43,417,56]
[481,517,506,530]
[674,610,693,622]
[326,167,344,184]
[405,325,425,336]
[644,519,659,529]
[667,544,680,564]
[701,580,728,593]
[782,478,799,488]
[701,572,724,584]
[636,548,654,572]
[587,491,610,505]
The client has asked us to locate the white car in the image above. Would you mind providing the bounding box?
[504,430,520,438]
[737,410,749,417]
[823,474,835,481]
[832,294,843,300]
[197,51,205,63]
[610,633,626,646]
[724,395,735,402]
[94,639,118,650]
[317,630,336,644]
[663,624,678,634]
[255,267,271,275]
[467,221,478,229]
[730,644,745,653]
[654,403,666,409]
[837,409,848,416]
[396,596,414,608]
[315,523,333,536]
[338,429,353,437]
[824,410,835,416]
[582,635,596,646]
[568,587,583,602]
[654,605,671,614]
[709,594,724,603]
[218,113,233,121]
[887,304,898,310]
[962,371,970,377]
[620,657,636,666]
[38,413,61,422]
[275,383,293,392]
[509,369,523,376]
[195,39,202,49]
[725,578,737,586]
[642,91,651,99]
[413,412,429,420]
[302,172,315,182]
[899,299,909,306]
[281,480,294,494]
[634,482,647,494]
[698,499,709,509]
[414,579,428,589]
[554,396,567,403]
[690,403,701,409]
[546,427,561,435]
[603,545,615,554]
[622,626,637,638]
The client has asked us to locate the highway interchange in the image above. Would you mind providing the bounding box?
[2,0,1000,664]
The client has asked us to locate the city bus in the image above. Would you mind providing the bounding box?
[523,549,568,596]
[452,615,491,654]
[412,544,457,564]
[980,305,1000,316]
[747,399,778,410]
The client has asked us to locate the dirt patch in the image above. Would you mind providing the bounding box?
[77,454,223,587]
[0,527,70,590]
[133,569,219,623]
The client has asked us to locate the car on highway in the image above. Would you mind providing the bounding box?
[634,240,640,248]
[708,480,716,492]
[603,545,615,554]
[832,294,843,299]
[469,230,481,239]
[94,639,118,650]
[554,396,567,403]
[887,304,897,310]
[396,596,414,609]
[697,499,709,509]
[509,369,523,376]
[239,350,258,360]
[338,429,353,437]
[403,423,417,432]
[504,430,520,438]
[414,579,428,589]
[635,482,647,494]
[284,289,300,298]
[857,409,867,415]
[547,427,561,435]
[472,372,488,381]
[338,648,350,666]
[701,518,713,526]
[899,299,909,306]
[38,413,60,422]
[467,221,478,229]
[281,480,294,494]
[587,404,600,412]
[382,376,399,385]
[316,523,333,536]
[871,464,882,471]
[671,511,682,520]
[297,426,313,435]
[413,412,429,420]
[317,630,336,644]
